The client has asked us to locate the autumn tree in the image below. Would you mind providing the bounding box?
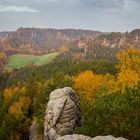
[4,86,26,106]
[116,48,140,74]
[8,96,31,120]
[58,45,69,54]
[73,71,107,100]
[116,48,140,93]
[117,69,139,93]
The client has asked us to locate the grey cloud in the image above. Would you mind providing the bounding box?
[0,0,140,32]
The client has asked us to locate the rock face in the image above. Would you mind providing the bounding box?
[29,121,43,140]
[29,121,39,140]
[0,28,102,55]
[44,87,127,140]
[44,87,82,140]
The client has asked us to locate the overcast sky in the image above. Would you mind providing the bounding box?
[0,0,140,32]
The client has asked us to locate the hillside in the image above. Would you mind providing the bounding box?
[1,28,140,65]
[67,29,140,61]
[94,29,140,48]
[0,48,140,140]
[1,28,140,62]
[4,53,58,70]
[0,28,102,55]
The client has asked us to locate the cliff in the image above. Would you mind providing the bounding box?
[0,28,102,55]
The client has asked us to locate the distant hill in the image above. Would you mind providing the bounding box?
[94,29,140,48]
[0,28,102,55]
[68,29,140,61]
[1,28,140,62]
[4,53,58,70]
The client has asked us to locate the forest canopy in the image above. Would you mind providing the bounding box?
[0,48,140,140]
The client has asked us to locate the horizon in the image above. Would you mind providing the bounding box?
[0,0,140,32]
[0,26,139,33]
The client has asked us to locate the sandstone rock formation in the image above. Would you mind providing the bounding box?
[44,87,82,140]
[29,121,43,140]
[56,134,127,140]
[29,121,39,140]
[44,87,127,140]
[0,28,101,55]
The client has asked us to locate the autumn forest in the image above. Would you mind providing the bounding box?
[0,28,140,140]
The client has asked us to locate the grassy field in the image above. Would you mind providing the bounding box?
[5,53,58,70]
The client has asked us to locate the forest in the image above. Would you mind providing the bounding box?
[0,48,140,140]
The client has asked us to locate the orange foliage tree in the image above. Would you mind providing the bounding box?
[73,71,108,100]
[73,48,140,98]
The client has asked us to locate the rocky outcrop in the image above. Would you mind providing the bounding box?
[44,87,127,140]
[29,121,43,140]
[56,134,127,140]
[94,29,140,49]
[68,29,140,61]
[44,87,82,140]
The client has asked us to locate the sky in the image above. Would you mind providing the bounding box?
[0,0,140,32]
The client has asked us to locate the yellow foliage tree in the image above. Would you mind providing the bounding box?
[117,69,139,93]
[116,48,140,73]
[116,48,140,93]
[8,96,31,120]
[4,86,26,105]
[73,71,107,100]
[104,74,118,93]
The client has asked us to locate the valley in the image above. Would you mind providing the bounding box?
[1,28,140,67]
[1,0,140,139]
[0,28,140,140]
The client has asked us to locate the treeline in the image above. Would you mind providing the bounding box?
[0,48,140,140]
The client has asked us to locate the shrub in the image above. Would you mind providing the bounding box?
[75,90,140,140]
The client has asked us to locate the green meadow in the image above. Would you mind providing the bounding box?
[5,53,58,70]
